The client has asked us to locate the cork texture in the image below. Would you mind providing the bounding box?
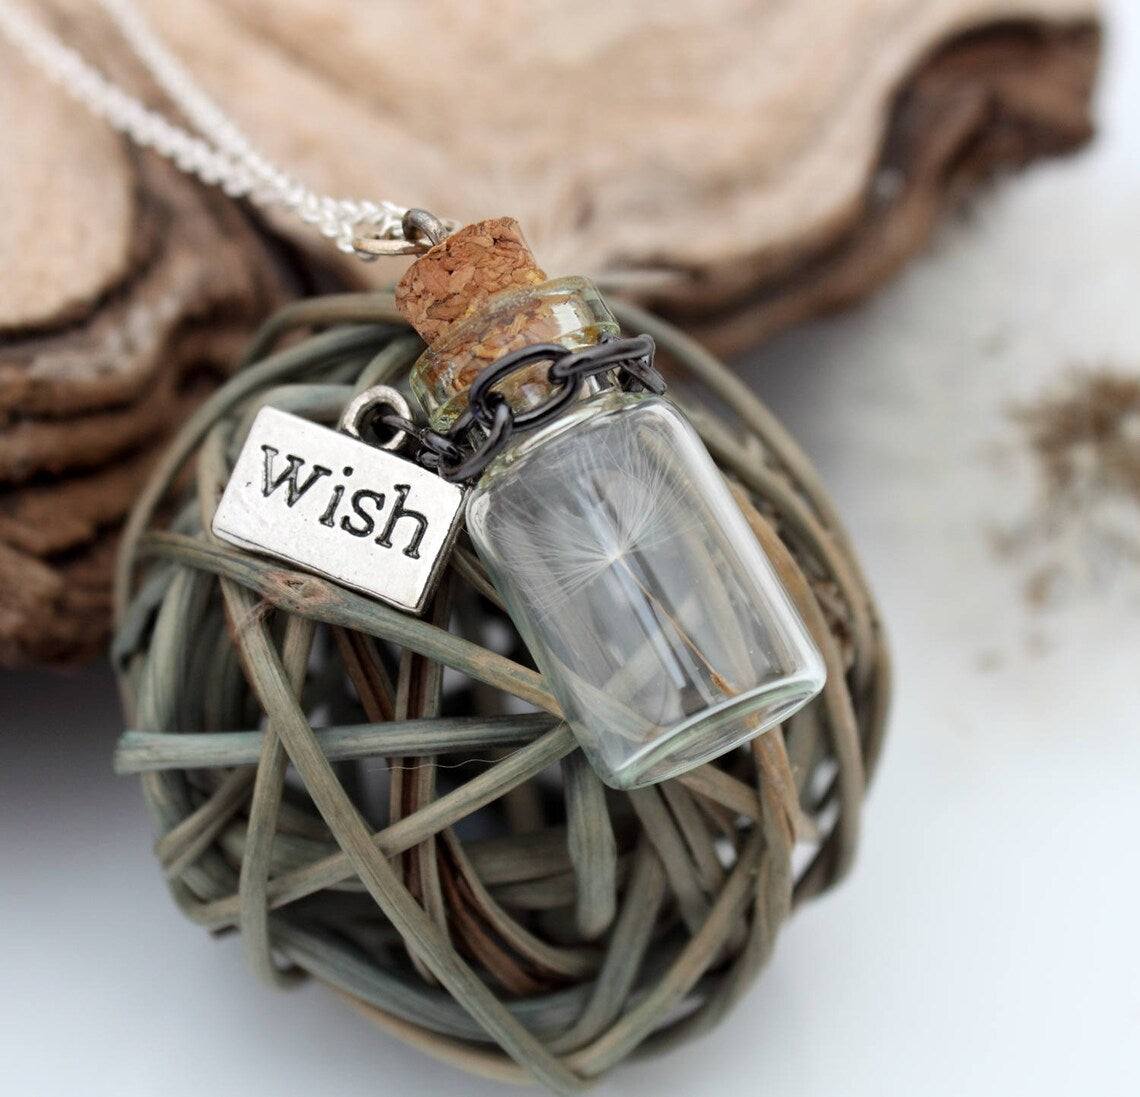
[394,218,547,347]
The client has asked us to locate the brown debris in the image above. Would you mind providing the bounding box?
[1014,371,1140,506]
[999,368,1140,610]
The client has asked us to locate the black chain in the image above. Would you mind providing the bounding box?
[379,332,663,484]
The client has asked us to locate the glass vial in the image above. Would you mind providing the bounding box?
[411,275,825,789]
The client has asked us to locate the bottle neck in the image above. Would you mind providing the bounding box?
[409,276,620,432]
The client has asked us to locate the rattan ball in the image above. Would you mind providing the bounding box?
[112,293,889,1092]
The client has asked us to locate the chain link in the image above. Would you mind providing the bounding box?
[0,0,453,258]
[375,333,664,484]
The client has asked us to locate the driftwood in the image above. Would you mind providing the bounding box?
[0,0,1100,665]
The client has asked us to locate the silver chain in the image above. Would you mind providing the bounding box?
[0,0,453,258]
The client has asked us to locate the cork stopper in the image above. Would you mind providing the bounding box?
[395,217,547,347]
[396,219,619,431]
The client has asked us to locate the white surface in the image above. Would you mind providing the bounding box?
[3,5,1139,1096]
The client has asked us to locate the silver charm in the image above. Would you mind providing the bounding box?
[212,390,466,614]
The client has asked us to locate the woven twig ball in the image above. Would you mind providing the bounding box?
[112,293,889,1091]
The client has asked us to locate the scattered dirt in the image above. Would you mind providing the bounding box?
[996,368,1140,610]
[1014,371,1140,506]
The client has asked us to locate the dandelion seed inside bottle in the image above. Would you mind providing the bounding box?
[397,220,825,790]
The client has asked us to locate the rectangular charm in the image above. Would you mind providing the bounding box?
[211,406,465,614]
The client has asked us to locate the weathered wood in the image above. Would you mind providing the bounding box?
[0,0,1100,664]
[671,18,1104,353]
[0,5,302,663]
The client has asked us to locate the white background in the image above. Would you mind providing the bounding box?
[3,4,1138,1095]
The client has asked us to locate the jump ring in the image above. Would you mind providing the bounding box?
[339,385,413,452]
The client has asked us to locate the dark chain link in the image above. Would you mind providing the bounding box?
[380,332,664,484]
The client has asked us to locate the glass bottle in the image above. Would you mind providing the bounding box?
[409,275,826,790]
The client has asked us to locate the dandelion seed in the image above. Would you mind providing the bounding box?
[488,423,700,616]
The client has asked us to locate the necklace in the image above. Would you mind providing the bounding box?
[0,0,450,258]
[2,0,826,790]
